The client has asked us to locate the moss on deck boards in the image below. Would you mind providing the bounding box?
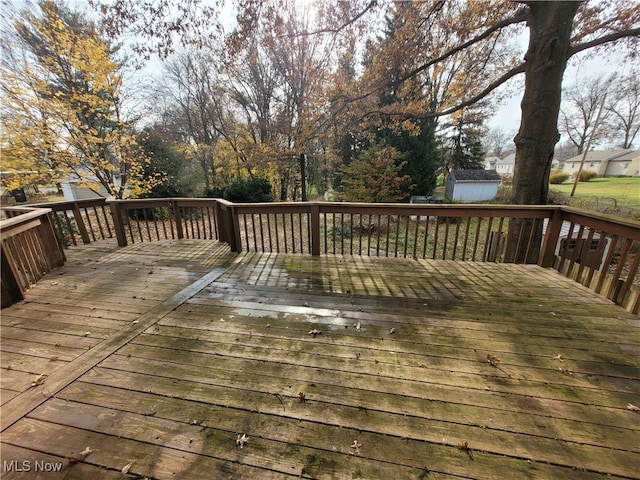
[1,240,638,479]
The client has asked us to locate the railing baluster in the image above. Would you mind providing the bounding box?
[452,217,462,260]
[143,207,152,241]
[524,218,539,264]
[442,217,450,260]
[298,213,304,254]
[82,207,97,242]
[432,217,440,260]
[412,214,420,260]
[259,213,265,252]
[607,237,631,300]
[617,242,640,306]
[293,213,298,253]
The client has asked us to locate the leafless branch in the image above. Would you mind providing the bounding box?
[569,27,640,58]
[287,1,378,37]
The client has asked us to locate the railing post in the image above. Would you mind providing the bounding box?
[173,200,184,239]
[310,203,320,256]
[1,245,24,307]
[214,200,228,243]
[38,212,65,268]
[108,201,128,247]
[72,202,91,244]
[229,204,241,252]
[539,208,563,267]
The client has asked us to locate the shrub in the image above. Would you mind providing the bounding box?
[549,172,570,184]
[225,176,274,202]
[578,170,598,182]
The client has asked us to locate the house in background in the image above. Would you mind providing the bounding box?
[445,169,501,202]
[562,149,640,177]
[483,156,500,170]
[61,180,109,201]
[495,153,515,177]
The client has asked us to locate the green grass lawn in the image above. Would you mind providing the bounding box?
[550,177,640,210]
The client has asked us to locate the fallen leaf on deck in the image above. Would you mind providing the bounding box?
[31,374,47,387]
[121,462,133,474]
[456,441,470,450]
[486,354,500,367]
[350,440,362,454]
[236,433,249,449]
[308,329,321,336]
[627,403,640,412]
[143,404,158,416]
[68,446,94,463]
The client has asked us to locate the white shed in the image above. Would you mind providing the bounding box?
[445,169,501,202]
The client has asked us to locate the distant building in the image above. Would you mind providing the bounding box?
[484,156,500,170]
[562,149,640,177]
[445,169,501,202]
[61,181,108,201]
[495,153,515,177]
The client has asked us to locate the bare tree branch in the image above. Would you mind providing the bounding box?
[360,62,526,120]
[569,27,640,58]
[288,1,378,36]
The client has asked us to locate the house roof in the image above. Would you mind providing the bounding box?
[564,149,637,164]
[449,169,501,182]
[497,153,515,165]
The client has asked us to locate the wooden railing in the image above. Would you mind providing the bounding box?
[546,207,640,313]
[1,206,64,307]
[2,198,638,313]
[31,198,115,247]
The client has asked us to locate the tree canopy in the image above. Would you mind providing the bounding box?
[3,0,639,206]
[1,0,156,198]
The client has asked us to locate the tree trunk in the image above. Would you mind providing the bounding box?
[513,1,579,206]
[508,2,579,263]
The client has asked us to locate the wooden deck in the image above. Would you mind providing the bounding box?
[1,239,638,479]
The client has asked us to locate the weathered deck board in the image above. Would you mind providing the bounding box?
[1,241,638,479]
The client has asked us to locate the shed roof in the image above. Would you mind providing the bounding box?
[449,169,501,182]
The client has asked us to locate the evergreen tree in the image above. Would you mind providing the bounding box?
[440,111,487,174]
[366,3,440,197]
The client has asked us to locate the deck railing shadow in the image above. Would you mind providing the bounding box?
[1,198,638,312]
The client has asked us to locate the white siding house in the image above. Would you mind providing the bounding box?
[495,153,515,177]
[562,149,640,177]
[484,156,500,170]
[445,169,501,202]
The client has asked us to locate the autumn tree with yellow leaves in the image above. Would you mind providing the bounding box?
[1,1,157,198]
